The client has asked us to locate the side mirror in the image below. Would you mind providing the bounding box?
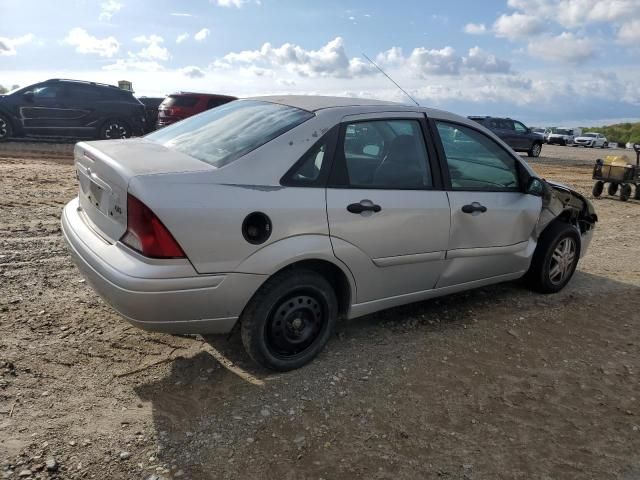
[526,177,545,197]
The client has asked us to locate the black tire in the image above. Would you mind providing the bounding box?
[526,222,580,294]
[0,114,12,142]
[240,269,338,371]
[592,181,604,197]
[608,183,618,196]
[527,142,542,158]
[635,185,640,201]
[99,118,131,140]
[620,184,632,202]
[601,142,608,149]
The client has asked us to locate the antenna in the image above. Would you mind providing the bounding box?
[362,53,420,107]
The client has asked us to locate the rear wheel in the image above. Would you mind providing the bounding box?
[592,181,604,197]
[620,184,632,202]
[635,185,640,200]
[601,142,608,149]
[0,114,12,142]
[528,142,542,158]
[240,269,338,371]
[526,222,580,294]
[99,119,131,140]
[608,183,618,196]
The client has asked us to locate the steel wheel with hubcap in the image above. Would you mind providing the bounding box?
[0,115,12,142]
[100,119,131,140]
[241,269,338,371]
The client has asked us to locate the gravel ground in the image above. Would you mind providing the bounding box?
[1,142,639,480]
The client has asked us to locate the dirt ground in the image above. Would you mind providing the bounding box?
[1,143,639,480]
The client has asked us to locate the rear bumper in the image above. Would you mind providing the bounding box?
[61,198,265,334]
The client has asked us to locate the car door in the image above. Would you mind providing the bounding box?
[20,84,67,133]
[432,120,541,288]
[326,112,451,304]
[512,120,532,150]
[60,84,101,136]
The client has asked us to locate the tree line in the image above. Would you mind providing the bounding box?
[583,122,640,145]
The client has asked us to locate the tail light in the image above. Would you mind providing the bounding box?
[121,194,185,259]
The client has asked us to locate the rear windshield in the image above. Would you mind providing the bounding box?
[146,100,314,168]
[161,95,199,108]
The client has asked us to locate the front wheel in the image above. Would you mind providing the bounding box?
[608,183,619,196]
[0,114,12,142]
[526,222,580,294]
[601,142,608,149]
[528,142,542,158]
[592,181,604,197]
[240,269,338,371]
[99,119,131,140]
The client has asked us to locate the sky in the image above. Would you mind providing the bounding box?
[1,0,639,126]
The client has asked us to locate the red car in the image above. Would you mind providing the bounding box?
[156,92,237,128]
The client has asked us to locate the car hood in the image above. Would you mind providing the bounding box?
[575,136,596,141]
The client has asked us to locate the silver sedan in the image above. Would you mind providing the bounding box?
[61,96,597,370]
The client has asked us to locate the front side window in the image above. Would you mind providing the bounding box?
[147,100,314,168]
[436,121,520,191]
[339,119,432,189]
[513,121,528,133]
[32,85,61,99]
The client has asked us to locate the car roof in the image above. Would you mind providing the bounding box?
[248,95,406,112]
[169,92,237,99]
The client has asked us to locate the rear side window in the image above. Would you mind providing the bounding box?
[335,119,432,189]
[162,95,199,108]
[436,121,520,191]
[32,85,62,99]
[146,100,314,168]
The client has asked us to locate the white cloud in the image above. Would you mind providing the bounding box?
[211,0,258,7]
[377,45,511,76]
[194,28,210,41]
[527,32,596,63]
[170,12,194,17]
[64,28,119,58]
[181,66,205,78]
[463,46,512,73]
[176,33,189,44]
[99,0,122,22]
[463,23,487,34]
[103,59,164,72]
[215,37,376,78]
[618,18,640,44]
[493,12,546,40]
[133,34,170,61]
[0,34,34,56]
[507,0,640,29]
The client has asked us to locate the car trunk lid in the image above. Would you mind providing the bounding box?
[74,138,214,243]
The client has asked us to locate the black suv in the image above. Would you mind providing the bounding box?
[468,116,543,157]
[0,79,146,142]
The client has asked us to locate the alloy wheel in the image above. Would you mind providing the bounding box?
[549,237,576,285]
[104,122,129,139]
[0,118,8,139]
[266,293,325,358]
[532,144,541,157]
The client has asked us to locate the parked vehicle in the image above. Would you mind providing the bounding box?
[468,116,543,157]
[61,96,597,371]
[574,132,608,148]
[0,79,146,141]
[531,127,550,142]
[137,96,165,132]
[547,127,580,146]
[156,92,236,128]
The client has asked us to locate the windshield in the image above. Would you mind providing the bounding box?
[147,100,313,168]
[582,133,596,137]
[551,128,571,135]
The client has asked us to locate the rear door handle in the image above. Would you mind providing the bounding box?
[461,202,487,214]
[347,202,382,214]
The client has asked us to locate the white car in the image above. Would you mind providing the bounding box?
[574,132,608,148]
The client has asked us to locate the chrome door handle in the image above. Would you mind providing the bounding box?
[461,202,487,214]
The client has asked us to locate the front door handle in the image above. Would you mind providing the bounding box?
[461,202,487,214]
[347,202,382,214]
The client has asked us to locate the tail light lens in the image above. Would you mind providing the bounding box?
[121,194,185,259]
